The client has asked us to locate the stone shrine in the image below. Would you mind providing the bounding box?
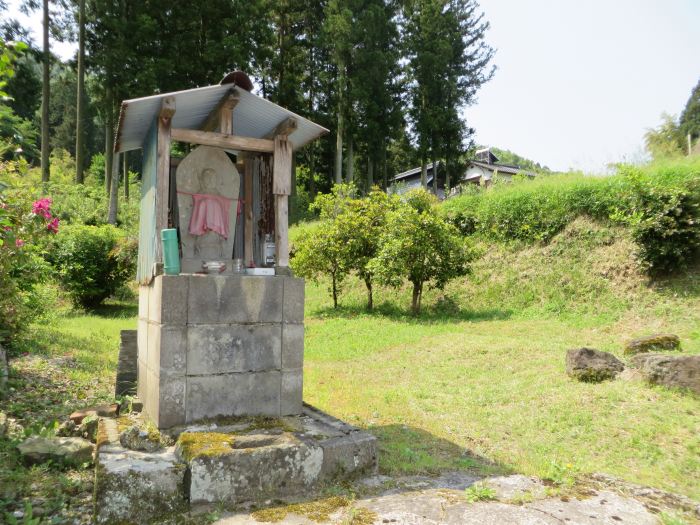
[95,74,377,523]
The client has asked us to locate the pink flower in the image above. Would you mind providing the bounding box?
[32,198,52,219]
[47,217,59,234]
[15,239,24,247]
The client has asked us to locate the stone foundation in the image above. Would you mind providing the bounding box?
[138,274,304,428]
[94,405,378,523]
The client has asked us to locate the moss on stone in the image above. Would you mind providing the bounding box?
[251,496,351,523]
[177,432,236,462]
[347,506,378,525]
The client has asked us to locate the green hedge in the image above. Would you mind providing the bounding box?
[46,224,137,308]
[440,158,700,274]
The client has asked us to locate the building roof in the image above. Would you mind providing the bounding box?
[114,84,328,153]
[467,160,536,177]
[393,161,440,181]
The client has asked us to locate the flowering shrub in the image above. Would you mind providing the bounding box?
[0,184,57,343]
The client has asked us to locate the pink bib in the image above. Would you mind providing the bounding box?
[187,193,232,239]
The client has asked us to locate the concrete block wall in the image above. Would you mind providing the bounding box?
[138,274,304,428]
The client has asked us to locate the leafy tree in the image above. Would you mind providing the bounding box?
[644,113,684,160]
[369,189,473,313]
[488,147,550,172]
[350,0,403,190]
[334,188,401,308]
[403,0,494,193]
[291,221,350,308]
[679,78,700,146]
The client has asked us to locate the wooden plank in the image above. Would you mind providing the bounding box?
[201,92,238,132]
[263,117,297,139]
[155,96,175,262]
[244,157,254,267]
[274,194,289,268]
[171,128,274,153]
[272,136,292,196]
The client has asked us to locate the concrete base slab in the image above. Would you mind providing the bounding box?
[94,419,186,525]
[173,404,377,505]
[94,405,377,522]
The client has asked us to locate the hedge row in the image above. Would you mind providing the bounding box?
[440,158,700,274]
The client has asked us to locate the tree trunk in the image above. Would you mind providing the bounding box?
[334,65,345,185]
[346,136,353,183]
[432,158,439,196]
[0,344,8,397]
[445,158,451,196]
[420,160,427,190]
[364,277,373,310]
[107,152,121,224]
[40,0,50,183]
[332,273,338,308]
[123,151,129,200]
[334,111,344,185]
[411,281,421,314]
[367,157,374,191]
[74,0,86,184]
[104,88,114,195]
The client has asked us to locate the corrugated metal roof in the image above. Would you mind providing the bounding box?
[115,84,328,153]
[393,161,440,181]
[468,160,536,177]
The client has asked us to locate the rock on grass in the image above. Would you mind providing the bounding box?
[566,348,624,382]
[17,436,94,466]
[624,334,680,355]
[631,354,700,395]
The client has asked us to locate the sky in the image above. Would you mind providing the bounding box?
[466,0,700,172]
[4,0,700,173]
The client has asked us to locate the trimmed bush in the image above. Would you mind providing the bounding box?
[441,158,700,274]
[47,224,137,308]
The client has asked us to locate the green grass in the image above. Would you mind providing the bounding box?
[301,219,700,499]
[1,218,699,521]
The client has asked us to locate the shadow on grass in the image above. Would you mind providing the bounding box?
[87,301,138,319]
[310,298,512,325]
[243,424,511,521]
[369,424,509,479]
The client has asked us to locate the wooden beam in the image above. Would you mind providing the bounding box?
[272,136,292,195]
[155,97,175,262]
[275,194,289,268]
[263,117,297,140]
[273,136,291,269]
[244,157,254,267]
[201,92,238,132]
[171,128,274,153]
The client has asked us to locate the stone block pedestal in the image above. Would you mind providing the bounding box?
[138,274,304,428]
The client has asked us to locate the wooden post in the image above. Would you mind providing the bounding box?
[244,157,254,267]
[219,96,236,134]
[155,96,175,262]
[273,136,292,269]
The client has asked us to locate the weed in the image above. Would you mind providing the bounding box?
[464,483,497,503]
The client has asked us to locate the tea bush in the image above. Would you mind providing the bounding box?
[46,224,137,308]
